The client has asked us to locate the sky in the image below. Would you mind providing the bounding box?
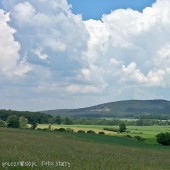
[0,0,170,111]
[68,0,156,20]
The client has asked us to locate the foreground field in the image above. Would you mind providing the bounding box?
[38,124,170,144]
[0,128,170,170]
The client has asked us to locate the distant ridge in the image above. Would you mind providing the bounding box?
[41,99,170,118]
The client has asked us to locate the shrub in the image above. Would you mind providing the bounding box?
[134,136,145,142]
[66,128,73,132]
[58,128,66,132]
[98,131,105,135]
[0,119,7,127]
[48,124,51,130]
[103,128,119,132]
[41,128,49,131]
[156,132,170,145]
[77,130,85,133]
[124,135,132,138]
[87,130,96,134]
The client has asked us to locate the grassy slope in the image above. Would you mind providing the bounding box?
[0,128,170,170]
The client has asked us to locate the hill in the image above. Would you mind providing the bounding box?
[42,99,170,118]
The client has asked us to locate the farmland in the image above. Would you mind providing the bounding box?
[0,127,170,170]
[37,124,170,144]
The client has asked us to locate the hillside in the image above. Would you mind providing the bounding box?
[42,99,170,118]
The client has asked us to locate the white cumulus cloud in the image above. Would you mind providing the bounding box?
[1,0,170,110]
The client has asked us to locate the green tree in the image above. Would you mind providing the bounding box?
[7,115,20,128]
[19,116,28,128]
[136,119,144,126]
[54,116,62,124]
[119,123,126,133]
[0,119,7,127]
[31,122,38,130]
[156,132,170,145]
[63,117,73,125]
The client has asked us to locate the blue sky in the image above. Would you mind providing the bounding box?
[0,0,170,111]
[68,0,156,20]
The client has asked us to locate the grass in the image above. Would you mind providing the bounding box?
[37,124,170,144]
[0,128,170,170]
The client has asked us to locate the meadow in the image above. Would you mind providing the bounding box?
[0,127,170,170]
[38,124,170,144]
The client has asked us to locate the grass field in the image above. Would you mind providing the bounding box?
[0,128,170,170]
[37,124,170,144]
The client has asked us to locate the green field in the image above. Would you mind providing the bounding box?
[37,124,170,144]
[0,128,170,170]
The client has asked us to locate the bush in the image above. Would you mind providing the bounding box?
[103,128,119,132]
[58,128,66,132]
[77,130,85,133]
[98,131,105,135]
[0,119,7,127]
[66,128,73,132]
[123,135,132,138]
[87,130,96,134]
[134,136,145,142]
[41,128,49,131]
[156,132,170,145]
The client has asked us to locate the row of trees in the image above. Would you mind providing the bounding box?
[0,110,52,124]
[0,116,28,128]
[0,115,74,129]
[68,118,170,126]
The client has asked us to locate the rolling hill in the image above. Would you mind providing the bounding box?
[42,99,170,118]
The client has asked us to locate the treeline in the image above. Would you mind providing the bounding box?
[0,109,74,126]
[136,114,170,120]
[0,109,170,126]
[0,110,52,124]
[46,116,170,126]
[71,118,170,126]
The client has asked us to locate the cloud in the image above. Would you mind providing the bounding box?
[83,0,170,89]
[1,0,170,110]
[0,9,31,76]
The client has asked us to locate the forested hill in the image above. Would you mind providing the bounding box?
[42,99,170,118]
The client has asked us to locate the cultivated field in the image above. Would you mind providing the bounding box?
[0,127,169,170]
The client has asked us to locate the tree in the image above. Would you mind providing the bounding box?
[136,119,144,126]
[31,122,38,130]
[54,116,62,124]
[0,119,7,127]
[156,132,170,145]
[19,116,28,128]
[63,117,73,125]
[7,115,20,128]
[119,123,126,133]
